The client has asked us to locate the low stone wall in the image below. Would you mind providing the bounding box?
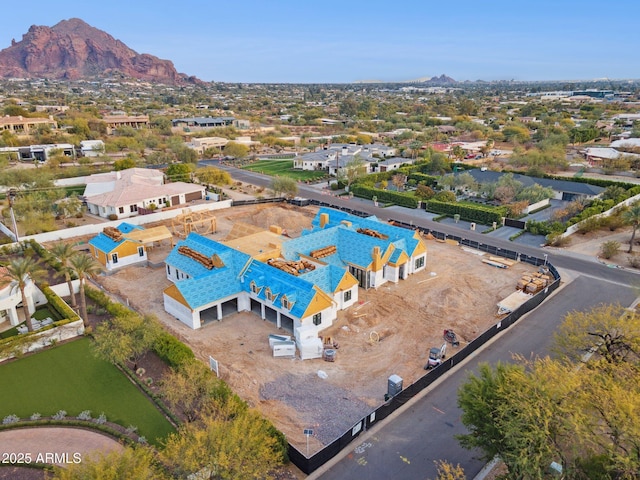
[561,192,640,238]
[0,320,85,363]
[14,199,233,244]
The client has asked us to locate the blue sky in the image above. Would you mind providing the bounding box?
[2,0,639,83]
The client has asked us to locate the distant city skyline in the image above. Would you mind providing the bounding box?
[2,0,639,84]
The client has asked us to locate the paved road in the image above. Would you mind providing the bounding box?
[204,162,640,479]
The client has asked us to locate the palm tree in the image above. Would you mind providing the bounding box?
[622,203,640,253]
[50,242,77,309]
[69,253,103,328]
[1,258,46,332]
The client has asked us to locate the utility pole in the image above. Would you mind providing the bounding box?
[7,188,19,242]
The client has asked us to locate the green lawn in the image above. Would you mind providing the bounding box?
[0,338,175,445]
[242,160,328,181]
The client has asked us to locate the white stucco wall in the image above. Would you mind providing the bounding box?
[14,200,232,245]
[164,294,199,329]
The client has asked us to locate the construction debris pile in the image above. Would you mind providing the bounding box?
[267,258,315,276]
[103,226,123,242]
[177,245,223,270]
[310,245,337,259]
[516,269,552,294]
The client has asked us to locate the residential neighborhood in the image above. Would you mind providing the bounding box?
[0,12,640,480]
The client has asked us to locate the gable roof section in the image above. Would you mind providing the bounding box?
[166,232,250,280]
[300,264,357,294]
[282,224,394,270]
[308,207,424,259]
[242,260,321,318]
[174,266,243,309]
[89,222,147,254]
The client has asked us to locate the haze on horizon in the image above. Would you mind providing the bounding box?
[2,0,639,84]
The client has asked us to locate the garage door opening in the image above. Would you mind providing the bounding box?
[221,298,238,318]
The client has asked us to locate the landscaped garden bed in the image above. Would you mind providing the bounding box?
[0,338,175,446]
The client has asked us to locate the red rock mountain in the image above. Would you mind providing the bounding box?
[0,18,198,84]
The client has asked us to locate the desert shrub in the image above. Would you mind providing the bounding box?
[628,256,640,269]
[577,216,602,234]
[600,241,620,259]
[108,214,118,221]
[601,215,626,231]
[546,233,571,247]
[153,332,195,368]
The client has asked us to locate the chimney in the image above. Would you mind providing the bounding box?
[319,213,329,228]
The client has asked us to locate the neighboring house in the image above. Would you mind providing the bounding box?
[17,143,75,162]
[0,267,40,327]
[376,157,413,172]
[0,115,57,134]
[162,208,427,345]
[80,140,105,157]
[294,143,397,173]
[172,116,235,130]
[582,147,640,167]
[102,114,149,134]
[88,223,173,271]
[186,136,228,155]
[455,169,605,202]
[83,168,205,219]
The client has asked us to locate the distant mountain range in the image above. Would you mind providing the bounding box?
[355,74,457,84]
[0,18,200,84]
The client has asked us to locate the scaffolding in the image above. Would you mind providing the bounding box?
[171,208,217,238]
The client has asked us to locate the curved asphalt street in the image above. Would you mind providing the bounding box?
[202,161,640,479]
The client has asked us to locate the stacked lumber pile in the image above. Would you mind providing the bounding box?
[488,256,515,268]
[178,245,216,269]
[103,226,123,242]
[516,271,552,294]
[267,258,315,276]
[357,228,387,239]
[310,245,337,259]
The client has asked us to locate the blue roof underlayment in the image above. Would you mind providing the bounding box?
[89,222,142,254]
[166,233,317,315]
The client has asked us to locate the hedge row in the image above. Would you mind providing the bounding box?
[351,184,419,208]
[407,172,438,186]
[426,200,507,225]
[42,286,80,323]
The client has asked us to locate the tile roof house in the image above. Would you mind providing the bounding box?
[83,168,205,219]
[162,208,427,346]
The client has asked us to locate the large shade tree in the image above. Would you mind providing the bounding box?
[458,304,640,479]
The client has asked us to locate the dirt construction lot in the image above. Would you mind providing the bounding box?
[94,204,543,454]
